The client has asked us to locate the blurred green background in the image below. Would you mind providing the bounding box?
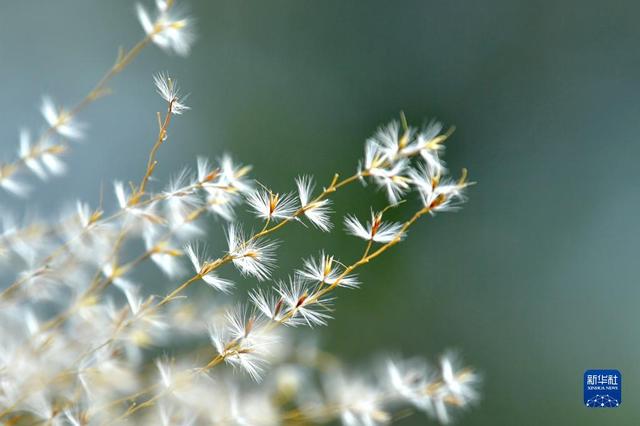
[1,1,639,424]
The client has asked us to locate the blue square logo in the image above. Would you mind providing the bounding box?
[584,369,621,408]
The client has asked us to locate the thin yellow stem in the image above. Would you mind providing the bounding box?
[107,203,433,421]
[36,100,175,334]
[134,100,175,201]
[0,177,209,302]
[157,275,200,307]
[0,33,155,185]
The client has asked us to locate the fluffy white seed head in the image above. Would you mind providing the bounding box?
[296,175,333,231]
[185,243,233,292]
[296,251,359,288]
[136,1,195,56]
[154,72,190,114]
[276,276,334,327]
[208,307,277,381]
[409,163,472,214]
[227,225,278,281]
[246,189,298,222]
[344,210,404,243]
[40,96,85,140]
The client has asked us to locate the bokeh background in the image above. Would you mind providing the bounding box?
[1,1,639,424]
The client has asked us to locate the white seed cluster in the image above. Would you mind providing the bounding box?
[0,2,478,425]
